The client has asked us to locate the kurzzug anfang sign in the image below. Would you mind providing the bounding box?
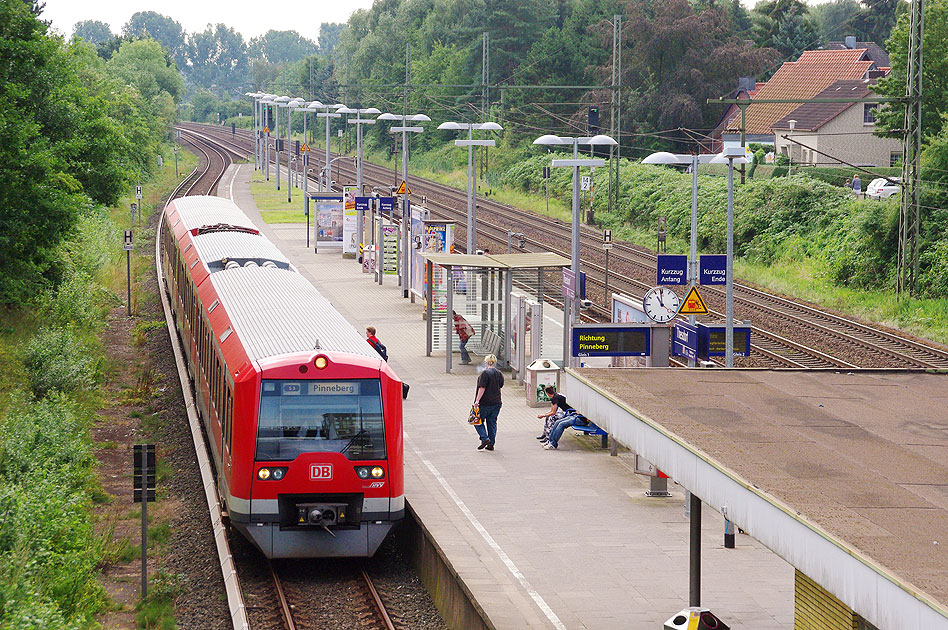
[657,255,687,285]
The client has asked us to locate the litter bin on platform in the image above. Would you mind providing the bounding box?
[526,359,560,408]
[664,608,729,630]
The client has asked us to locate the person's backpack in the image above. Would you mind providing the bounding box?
[371,339,388,361]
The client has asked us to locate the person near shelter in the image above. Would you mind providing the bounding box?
[536,385,574,443]
[365,326,387,361]
[453,311,475,364]
[543,401,590,450]
[851,174,862,196]
[473,354,503,451]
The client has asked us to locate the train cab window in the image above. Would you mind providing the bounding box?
[256,379,385,461]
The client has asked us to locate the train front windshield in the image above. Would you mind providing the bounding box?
[256,379,386,461]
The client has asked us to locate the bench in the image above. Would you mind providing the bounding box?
[570,418,609,449]
[467,328,502,359]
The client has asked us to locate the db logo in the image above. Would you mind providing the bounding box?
[310,464,332,480]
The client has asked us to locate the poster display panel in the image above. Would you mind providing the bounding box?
[310,194,344,245]
[612,292,650,324]
[382,225,398,275]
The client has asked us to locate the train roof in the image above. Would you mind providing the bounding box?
[192,231,292,273]
[211,266,378,362]
[168,196,258,233]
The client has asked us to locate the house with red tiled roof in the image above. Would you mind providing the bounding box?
[773,79,902,168]
[721,48,879,144]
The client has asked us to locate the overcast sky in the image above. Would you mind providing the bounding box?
[40,0,376,42]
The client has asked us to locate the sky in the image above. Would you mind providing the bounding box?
[40,0,376,42]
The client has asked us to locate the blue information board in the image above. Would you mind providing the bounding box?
[657,255,688,285]
[379,197,395,213]
[696,322,751,358]
[672,322,698,362]
[355,197,370,213]
[699,255,727,285]
[572,325,650,357]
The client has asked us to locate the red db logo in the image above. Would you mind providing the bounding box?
[310,464,332,480]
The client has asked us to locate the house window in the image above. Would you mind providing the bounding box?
[890,152,901,167]
[864,104,878,125]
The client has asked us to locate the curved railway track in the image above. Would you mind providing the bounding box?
[180,122,948,370]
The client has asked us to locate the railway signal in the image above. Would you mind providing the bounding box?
[133,444,156,598]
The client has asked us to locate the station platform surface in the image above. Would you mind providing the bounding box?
[567,367,948,627]
[223,165,794,629]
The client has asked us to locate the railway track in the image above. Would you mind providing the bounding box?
[181,122,948,369]
[269,560,400,630]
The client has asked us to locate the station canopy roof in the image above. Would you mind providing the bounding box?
[420,252,570,269]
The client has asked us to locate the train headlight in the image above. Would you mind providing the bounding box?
[257,467,288,480]
[314,355,329,369]
[355,466,385,479]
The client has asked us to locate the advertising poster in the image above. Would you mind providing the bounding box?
[343,186,358,254]
[309,194,344,244]
[612,293,649,324]
[382,225,399,275]
[410,207,425,295]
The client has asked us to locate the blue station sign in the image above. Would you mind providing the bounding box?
[657,254,688,285]
[355,196,371,213]
[572,324,650,357]
[672,322,698,362]
[379,196,396,213]
[699,255,727,285]
[696,322,751,358]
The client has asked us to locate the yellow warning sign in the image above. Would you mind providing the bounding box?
[678,286,709,315]
[396,180,411,195]
[302,143,310,152]
[264,126,270,133]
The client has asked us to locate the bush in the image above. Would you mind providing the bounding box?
[23,327,98,398]
[0,394,104,627]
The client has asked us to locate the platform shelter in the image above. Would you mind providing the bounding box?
[420,252,570,373]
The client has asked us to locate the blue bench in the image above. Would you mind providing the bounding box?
[570,418,609,449]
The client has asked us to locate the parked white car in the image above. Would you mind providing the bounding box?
[865,177,900,199]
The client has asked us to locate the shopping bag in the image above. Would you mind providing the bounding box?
[468,404,482,425]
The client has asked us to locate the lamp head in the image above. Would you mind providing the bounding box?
[533,134,565,146]
[411,113,431,122]
[437,121,465,130]
[377,113,399,121]
[474,121,503,131]
[363,107,381,115]
[642,151,684,165]
[585,134,618,146]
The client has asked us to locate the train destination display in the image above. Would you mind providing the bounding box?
[572,324,650,357]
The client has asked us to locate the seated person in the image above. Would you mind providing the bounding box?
[536,386,574,442]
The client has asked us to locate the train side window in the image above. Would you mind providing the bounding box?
[224,386,233,450]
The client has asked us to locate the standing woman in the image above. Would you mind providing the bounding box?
[473,354,503,451]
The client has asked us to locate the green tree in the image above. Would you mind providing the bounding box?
[773,12,818,57]
[72,20,112,44]
[811,0,863,42]
[319,22,344,55]
[187,23,249,95]
[249,30,318,65]
[874,0,948,139]
[122,11,186,68]
[751,0,815,50]
[850,0,903,45]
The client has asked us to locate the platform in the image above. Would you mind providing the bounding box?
[566,367,948,630]
[223,164,794,629]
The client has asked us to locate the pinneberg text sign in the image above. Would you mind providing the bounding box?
[657,255,687,285]
[572,324,650,357]
[700,254,727,285]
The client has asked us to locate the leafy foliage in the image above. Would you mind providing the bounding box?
[72,20,112,45]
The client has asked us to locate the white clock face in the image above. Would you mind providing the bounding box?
[642,287,681,323]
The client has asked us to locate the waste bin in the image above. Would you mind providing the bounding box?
[526,359,561,408]
[664,608,729,630]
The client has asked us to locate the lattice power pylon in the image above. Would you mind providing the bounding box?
[898,0,925,295]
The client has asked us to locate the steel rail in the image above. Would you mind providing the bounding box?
[155,154,250,629]
[361,568,397,630]
[268,561,297,630]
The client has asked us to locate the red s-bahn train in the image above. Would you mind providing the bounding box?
[160,196,404,558]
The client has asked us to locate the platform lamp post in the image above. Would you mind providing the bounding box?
[271,96,290,190]
[313,102,346,192]
[437,121,504,254]
[710,146,750,368]
[281,98,304,202]
[338,106,381,257]
[787,119,796,176]
[260,95,276,181]
[245,92,261,170]
[534,133,617,367]
[379,112,430,298]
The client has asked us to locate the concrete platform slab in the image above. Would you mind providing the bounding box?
[220,164,794,629]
